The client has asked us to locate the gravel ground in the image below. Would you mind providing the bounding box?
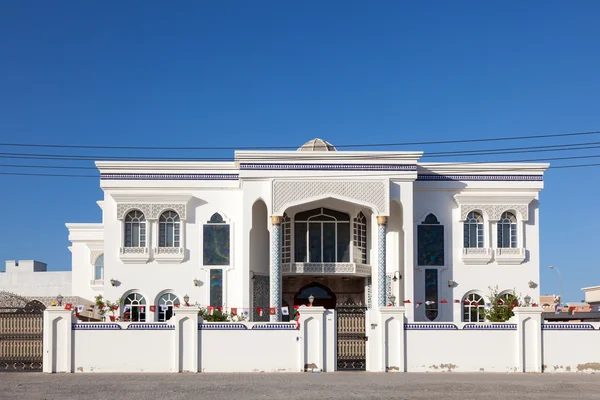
[1,372,599,400]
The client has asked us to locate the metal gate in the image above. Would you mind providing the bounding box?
[336,306,367,371]
[0,292,44,372]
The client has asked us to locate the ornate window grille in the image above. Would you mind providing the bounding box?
[281,213,291,264]
[353,212,367,264]
[293,208,350,263]
[203,213,230,265]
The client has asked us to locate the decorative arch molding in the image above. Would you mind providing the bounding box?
[117,203,188,220]
[272,180,389,216]
[453,194,534,222]
[89,249,103,265]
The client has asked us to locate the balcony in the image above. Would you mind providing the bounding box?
[462,248,493,265]
[494,248,526,265]
[119,246,150,264]
[282,262,371,277]
[153,247,185,264]
[89,279,104,288]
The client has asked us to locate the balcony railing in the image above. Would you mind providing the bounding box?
[461,248,493,265]
[282,262,371,277]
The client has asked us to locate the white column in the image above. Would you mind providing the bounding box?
[298,305,326,372]
[400,183,414,322]
[270,216,283,322]
[453,298,463,322]
[43,306,74,373]
[175,306,200,373]
[379,307,405,372]
[324,309,337,372]
[514,306,543,373]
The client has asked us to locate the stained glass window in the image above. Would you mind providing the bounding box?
[159,211,180,248]
[124,210,146,247]
[497,212,517,248]
[463,293,485,322]
[94,254,104,280]
[425,269,438,321]
[464,212,484,248]
[418,213,444,266]
[203,213,230,265]
[210,269,223,308]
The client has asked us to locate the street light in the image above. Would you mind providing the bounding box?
[549,265,563,306]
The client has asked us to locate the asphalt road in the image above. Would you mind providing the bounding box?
[1,372,599,400]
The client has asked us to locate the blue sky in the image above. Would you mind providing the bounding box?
[0,2,599,302]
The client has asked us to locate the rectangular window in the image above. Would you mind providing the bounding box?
[174,223,180,247]
[210,269,223,308]
[418,225,444,266]
[337,223,350,262]
[94,266,103,280]
[425,269,439,321]
[308,223,322,262]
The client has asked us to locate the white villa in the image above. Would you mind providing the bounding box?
[65,138,548,324]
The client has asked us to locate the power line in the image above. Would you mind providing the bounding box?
[3,152,600,173]
[2,141,600,162]
[0,130,599,151]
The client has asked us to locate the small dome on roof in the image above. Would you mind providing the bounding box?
[297,138,337,152]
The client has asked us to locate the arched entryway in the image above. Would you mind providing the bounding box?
[293,282,337,309]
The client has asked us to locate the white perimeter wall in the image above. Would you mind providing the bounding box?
[542,323,600,373]
[200,325,299,372]
[73,326,174,372]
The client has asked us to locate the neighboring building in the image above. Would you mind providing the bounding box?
[0,260,71,297]
[62,138,548,323]
[582,285,600,306]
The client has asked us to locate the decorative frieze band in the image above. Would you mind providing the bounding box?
[116,203,187,220]
[460,204,529,221]
[89,250,103,265]
[273,180,388,215]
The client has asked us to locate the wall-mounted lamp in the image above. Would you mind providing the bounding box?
[183,294,190,305]
[392,271,402,282]
[389,294,396,306]
[193,278,200,287]
[308,294,314,306]
[110,278,117,287]
[528,280,536,289]
[448,279,455,288]
[524,295,531,307]
[250,270,255,280]
[56,294,63,306]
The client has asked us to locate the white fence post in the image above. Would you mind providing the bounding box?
[174,306,200,373]
[298,306,326,371]
[379,306,405,372]
[43,306,74,373]
[514,306,543,373]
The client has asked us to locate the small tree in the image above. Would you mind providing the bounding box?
[94,295,123,321]
[484,286,521,322]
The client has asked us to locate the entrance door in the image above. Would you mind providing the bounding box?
[336,305,367,371]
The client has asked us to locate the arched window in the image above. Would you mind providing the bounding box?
[123,293,146,322]
[203,213,230,265]
[498,291,519,307]
[94,254,104,280]
[497,212,517,248]
[125,210,146,247]
[464,212,484,248]
[281,213,291,264]
[353,212,367,264]
[159,211,181,248]
[418,213,444,266]
[294,208,350,263]
[157,293,179,322]
[463,293,485,322]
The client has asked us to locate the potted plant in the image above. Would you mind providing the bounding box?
[484,286,522,322]
[94,295,123,322]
